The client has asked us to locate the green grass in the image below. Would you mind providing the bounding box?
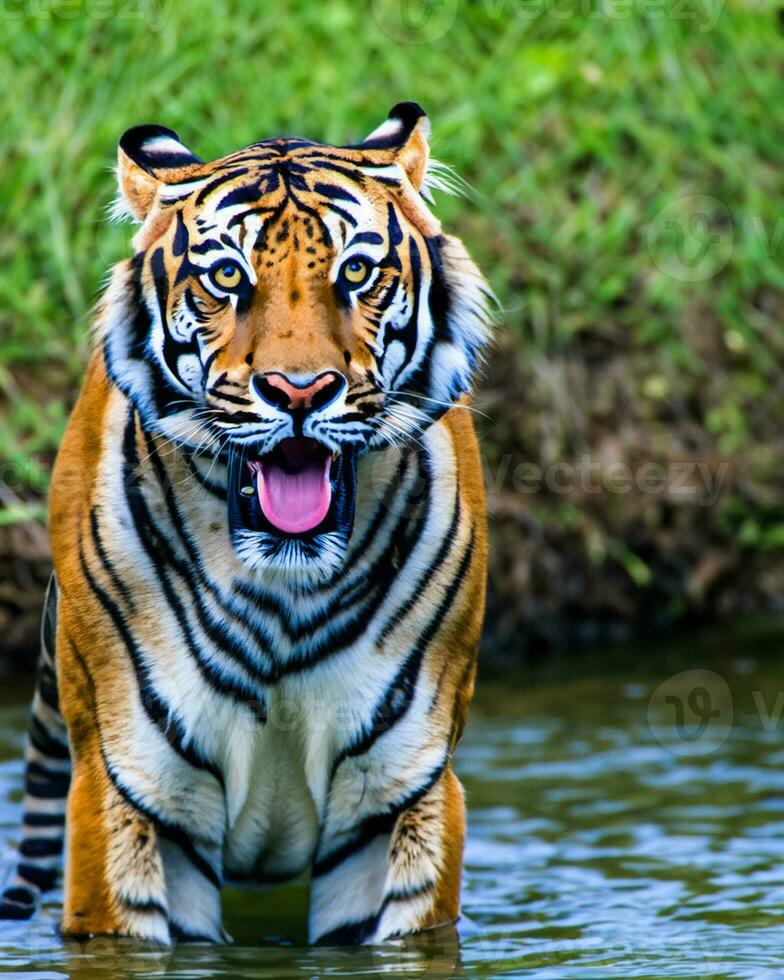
[1,0,783,630]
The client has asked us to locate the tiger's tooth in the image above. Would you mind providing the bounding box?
[240,485,255,496]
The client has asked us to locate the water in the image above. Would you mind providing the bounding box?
[2,621,784,978]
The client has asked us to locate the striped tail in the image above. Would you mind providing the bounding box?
[0,576,70,920]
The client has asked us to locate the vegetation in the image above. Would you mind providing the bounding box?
[1,0,783,657]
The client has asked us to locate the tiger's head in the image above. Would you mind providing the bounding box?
[104,103,493,581]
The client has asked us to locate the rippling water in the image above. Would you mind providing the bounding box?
[2,621,784,978]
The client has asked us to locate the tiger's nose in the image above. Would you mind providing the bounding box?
[252,371,347,414]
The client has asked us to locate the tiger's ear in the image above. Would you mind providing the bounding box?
[361,102,431,191]
[117,125,203,221]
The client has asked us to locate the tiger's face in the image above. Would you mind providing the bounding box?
[104,103,493,581]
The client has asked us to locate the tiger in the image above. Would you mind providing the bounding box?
[0,102,494,946]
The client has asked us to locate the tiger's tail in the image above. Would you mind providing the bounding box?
[0,576,70,920]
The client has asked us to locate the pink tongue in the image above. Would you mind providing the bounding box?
[257,456,332,534]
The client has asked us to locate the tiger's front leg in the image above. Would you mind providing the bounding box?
[64,750,226,943]
[64,737,170,941]
[58,628,171,942]
[309,761,466,945]
[57,606,227,944]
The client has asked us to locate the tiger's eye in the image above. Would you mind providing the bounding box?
[342,258,371,286]
[212,262,243,290]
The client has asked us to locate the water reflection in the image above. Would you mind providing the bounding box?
[2,623,784,978]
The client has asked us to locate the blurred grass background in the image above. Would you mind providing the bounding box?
[1,0,783,659]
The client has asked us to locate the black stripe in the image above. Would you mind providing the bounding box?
[424,235,452,341]
[41,576,57,658]
[79,547,225,786]
[229,204,279,229]
[209,408,266,425]
[195,168,251,205]
[344,386,378,405]
[0,892,37,921]
[314,531,475,877]
[185,451,228,501]
[200,345,224,377]
[329,513,468,777]
[139,426,279,661]
[313,181,359,204]
[90,508,137,613]
[2,886,35,903]
[20,837,63,859]
[150,247,203,394]
[172,210,189,257]
[23,811,66,827]
[207,388,252,407]
[323,201,357,226]
[0,887,37,919]
[102,754,222,890]
[383,879,436,906]
[170,921,219,944]
[315,881,435,945]
[190,238,224,255]
[23,783,66,800]
[312,757,447,879]
[409,527,476,661]
[347,450,412,559]
[288,157,366,184]
[315,914,378,946]
[387,236,423,388]
[348,231,384,248]
[120,897,168,918]
[367,175,401,187]
[17,863,57,890]
[183,287,212,323]
[150,246,169,317]
[129,421,271,702]
[29,716,69,760]
[27,760,69,785]
[279,179,335,245]
[379,489,462,642]
[36,664,60,713]
[25,772,70,799]
[216,183,264,211]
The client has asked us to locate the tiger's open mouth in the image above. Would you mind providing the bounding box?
[228,437,358,543]
[249,438,332,534]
